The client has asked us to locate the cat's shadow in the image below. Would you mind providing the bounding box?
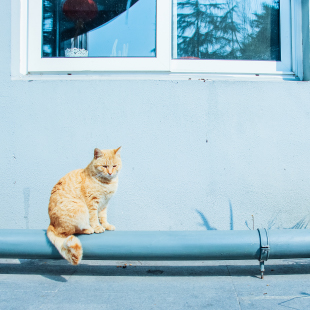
[18,259,68,282]
[41,274,68,282]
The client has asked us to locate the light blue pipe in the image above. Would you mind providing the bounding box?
[0,229,310,261]
[1,229,310,278]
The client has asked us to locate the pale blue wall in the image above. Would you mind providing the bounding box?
[1,1,310,231]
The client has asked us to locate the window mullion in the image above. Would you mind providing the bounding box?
[291,0,303,78]
[156,0,171,71]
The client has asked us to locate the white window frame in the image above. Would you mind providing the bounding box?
[171,0,292,74]
[27,0,171,72]
[20,0,302,79]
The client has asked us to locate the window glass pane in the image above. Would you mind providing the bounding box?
[42,0,156,57]
[173,0,280,60]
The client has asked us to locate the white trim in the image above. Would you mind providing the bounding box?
[18,0,301,78]
[170,60,290,75]
[20,0,29,75]
[12,72,297,81]
[291,0,303,79]
[171,0,292,74]
[28,0,171,72]
[279,0,292,72]
[172,0,178,59]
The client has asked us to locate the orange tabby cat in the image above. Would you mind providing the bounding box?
[47,147,122,265]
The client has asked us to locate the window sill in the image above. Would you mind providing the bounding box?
[11,71,299,82]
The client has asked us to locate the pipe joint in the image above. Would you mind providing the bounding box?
[257,228,270,261]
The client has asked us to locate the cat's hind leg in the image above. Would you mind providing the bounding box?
[75,222,95,235]
[74,205,96,234]
[48,201,91,264]
[81,227,95,234]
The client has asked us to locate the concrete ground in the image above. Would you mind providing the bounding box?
[0,258,310,310]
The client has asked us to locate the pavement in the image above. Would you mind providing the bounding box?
[0,258,310,310]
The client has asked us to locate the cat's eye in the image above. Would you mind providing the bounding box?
[113,165,117,168]
[102,165,108,168]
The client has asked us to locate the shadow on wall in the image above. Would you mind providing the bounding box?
[196,201,310,230]
[265,213,309,230]
[196,200,234,231]
[196,210,217,230]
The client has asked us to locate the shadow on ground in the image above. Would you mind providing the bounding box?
[1,259,310,282]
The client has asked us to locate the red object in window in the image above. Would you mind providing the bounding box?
[62,0,98,22]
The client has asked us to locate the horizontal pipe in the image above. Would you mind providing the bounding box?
[0,229,310,261]
[268,230,310,259]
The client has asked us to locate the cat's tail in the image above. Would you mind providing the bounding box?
[47,225,83,265]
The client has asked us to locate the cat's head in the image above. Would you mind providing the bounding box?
[92,147,122,180]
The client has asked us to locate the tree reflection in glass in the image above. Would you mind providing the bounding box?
[173,0,280,60]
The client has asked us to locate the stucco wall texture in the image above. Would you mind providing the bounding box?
[1,2,310,231]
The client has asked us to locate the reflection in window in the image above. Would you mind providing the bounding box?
[42,0,156,57]
[173,0,280,60]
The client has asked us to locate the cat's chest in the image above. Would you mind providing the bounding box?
[96,184,117,209]
[83,177,118,208]
[97,192,113,209]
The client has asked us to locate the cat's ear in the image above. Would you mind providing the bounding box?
[94,148,103,159]
[114,146,122,155]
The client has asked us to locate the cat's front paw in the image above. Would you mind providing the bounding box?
[82,227,95,234]
[93,225,105,233]
[104,224,115,231]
